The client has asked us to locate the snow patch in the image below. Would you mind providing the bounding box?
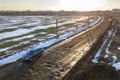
[1,35,35,44]
[92,37,108,63]
[0,50,29,66]
[0,29,33,40]
[104,55,108,58]
[108,29,114,38]
[92,28,114,63]
[40,32,47,34]
[0,17,102,66]
[117,47,120,50]
[112,54,118,63]
[0,17,87,40]
[112,62,120,70]
[104,40,112,58]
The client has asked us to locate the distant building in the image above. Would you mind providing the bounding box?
[112,9,120,17]
[112,9,120,13]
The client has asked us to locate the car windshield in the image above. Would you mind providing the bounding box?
[27,50,34,55]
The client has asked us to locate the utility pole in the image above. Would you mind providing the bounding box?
[85,17,91,46]
[56,18,59,37]
[88,17,93,44]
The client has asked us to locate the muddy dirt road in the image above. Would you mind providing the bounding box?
[0,16,111,80]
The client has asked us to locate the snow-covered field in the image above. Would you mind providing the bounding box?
[92,25,120,71]
[0,16,100,66]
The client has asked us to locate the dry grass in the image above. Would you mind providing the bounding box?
[73,64,120,80]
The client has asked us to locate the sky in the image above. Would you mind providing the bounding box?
[0,0,120,11]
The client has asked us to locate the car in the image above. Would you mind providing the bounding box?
[22,48,44,62]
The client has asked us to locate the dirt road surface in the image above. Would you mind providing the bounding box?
[0,16,111,80]
[20,17,110,80]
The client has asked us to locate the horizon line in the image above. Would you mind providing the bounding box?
[0,9,113,12]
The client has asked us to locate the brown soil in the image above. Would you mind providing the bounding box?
[19,17,111,80]
[63,18,120,80]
